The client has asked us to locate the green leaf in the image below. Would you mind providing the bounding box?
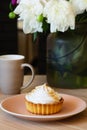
[33,32,38,43]
[9,2,13,11]
[42,18,50,33]
[76,11,87,23]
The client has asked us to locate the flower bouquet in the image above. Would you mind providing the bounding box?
[9,0,87,34]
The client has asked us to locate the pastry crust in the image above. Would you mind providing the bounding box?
[25,97,64,115]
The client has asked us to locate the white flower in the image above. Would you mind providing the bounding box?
[13,0,87,34]
[14,0,43,33]
[43,0,75,32]
[70,0,87,15]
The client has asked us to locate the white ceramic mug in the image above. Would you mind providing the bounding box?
[0,54,35,94]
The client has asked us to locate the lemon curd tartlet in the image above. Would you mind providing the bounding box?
[25,84,64,115]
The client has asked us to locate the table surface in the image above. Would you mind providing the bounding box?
[0,75,87,130]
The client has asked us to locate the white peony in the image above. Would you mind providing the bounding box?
[14,0,43,33]
[43,0,75,32]
[70,0,87,15]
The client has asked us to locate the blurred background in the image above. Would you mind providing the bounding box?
[0,1,46,74]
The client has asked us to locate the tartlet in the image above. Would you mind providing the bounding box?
[25,84,64,115]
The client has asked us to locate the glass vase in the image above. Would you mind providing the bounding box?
[47,23,87,88]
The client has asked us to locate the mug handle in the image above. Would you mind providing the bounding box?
[21,63,35,90]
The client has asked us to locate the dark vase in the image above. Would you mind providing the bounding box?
[47,23,87,88]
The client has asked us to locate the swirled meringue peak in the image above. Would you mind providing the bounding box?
[25,83,61,104]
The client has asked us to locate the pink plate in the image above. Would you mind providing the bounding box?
[0,94,86,121]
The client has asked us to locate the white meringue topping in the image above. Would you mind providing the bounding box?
[25,83,61,104]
